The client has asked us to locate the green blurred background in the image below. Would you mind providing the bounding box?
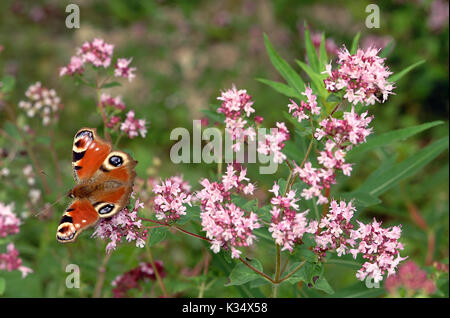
[0,0,448,297]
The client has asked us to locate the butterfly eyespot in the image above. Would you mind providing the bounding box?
[98,204,115,215]
[109,155,123,167]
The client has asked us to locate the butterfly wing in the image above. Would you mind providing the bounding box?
[56,199,99,243]
[72,128,111,182]
[89,150,137,218]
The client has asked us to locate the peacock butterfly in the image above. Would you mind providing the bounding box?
[56,127,137,243]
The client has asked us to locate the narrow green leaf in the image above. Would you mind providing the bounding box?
[101,81,122,89]
[379,40,394,58]
[263,34,305,92]
[295,60,328,98]
[350,32,361,54]
[256,78,302,99]
[389,59,425,83]
[304,25,320,72]
[359,137,449,197]
[319,33,328,69]
[348,121,444,158]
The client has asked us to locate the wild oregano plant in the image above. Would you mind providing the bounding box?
[0,29,447,298]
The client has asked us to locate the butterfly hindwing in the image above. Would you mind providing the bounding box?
[56,199,99,243]
[90,151,137,218]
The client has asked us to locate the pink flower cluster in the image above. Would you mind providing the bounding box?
[0,202,32,278]
[18,82,62,126]
[268,182,317,252]
[101,93,126,111]
[350,219,406,283]
[294,107,373,205]
[257,122,290,164]
[0,202,20,237]
[114,58,137,82]
[92,197,148,253]
[385,260,436,296]
[287,86,321,123]
[59,38,136,82]
[153,176,193,222]
[311,200,405,283]
[217,85,258,152]
[323,46,395,106]
[0,243,33,278]
[120,110,148,139]
[111,261,165,298]
[314,200,356,257]
[197,164,260,258]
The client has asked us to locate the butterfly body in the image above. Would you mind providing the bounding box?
[57,128,137,243]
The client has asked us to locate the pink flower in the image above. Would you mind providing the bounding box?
[120,110,148,139]
[385,261,436,295]
[78,38,114,68]
[257,122,290,164]
[92,197,148,253]
[100,93,126,111]
[153,176,193,222]
[0,243,33,278]
[323,46,395,106]
[0,202,20,237]
[197,165,260,258]
[314,200,356,257]
[217,85,257,152]
[349,219,406,283]
[114,58,137,82]
[111,261,165,298]
[18,82,62,126]
[268,182,317,252]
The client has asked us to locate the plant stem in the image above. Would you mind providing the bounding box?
[238,257,275,284]
[95,78,111,143]
[145,244,168,297]
[271,244,282,297]
[93,252,112,298]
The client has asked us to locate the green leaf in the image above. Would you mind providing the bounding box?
[348,121,444,158]
[101,81,122,89]
[338,191,382,208]
[148,227,167,246]
[304,25,320,72]
[263,34,305,92]
[350,32,361,54]
[1,76,16,93]
[227,259,264,286]
[318,33,328,69]
[326,94,342,103]
[314,276,334,295]
[0,277,5,295]
[389,59,425,83]
[256,78,302,99]
[358,136,449,197]
[201,109,224,123]
[379,40,394,58]
[285,261,314,284]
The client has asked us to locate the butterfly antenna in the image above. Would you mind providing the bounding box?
[33,194,66,218]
